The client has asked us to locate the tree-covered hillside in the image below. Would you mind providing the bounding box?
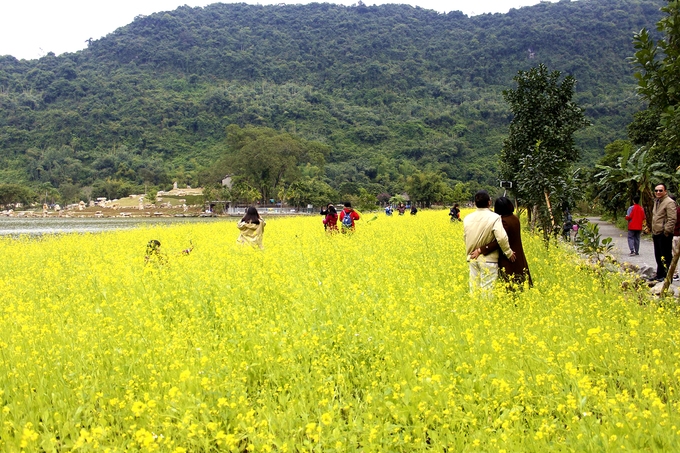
[0,0,666,203]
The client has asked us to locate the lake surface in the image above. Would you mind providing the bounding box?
[0,216,229,236]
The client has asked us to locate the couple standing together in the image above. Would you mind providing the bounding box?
[463,190,532,293]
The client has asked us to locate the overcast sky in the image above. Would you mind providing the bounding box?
[1,0,557,61]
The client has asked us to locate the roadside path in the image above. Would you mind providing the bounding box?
[585,218,679,292]
[586,218,657,272]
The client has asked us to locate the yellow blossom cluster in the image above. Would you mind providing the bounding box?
[0,210,678,451]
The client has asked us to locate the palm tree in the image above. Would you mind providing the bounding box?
[595,146,672,227]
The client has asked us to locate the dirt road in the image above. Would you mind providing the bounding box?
[586,218,658,274]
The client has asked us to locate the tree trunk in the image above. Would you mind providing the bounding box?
[544,189,556,232]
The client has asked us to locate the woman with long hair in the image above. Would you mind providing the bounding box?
[237,206,266,249]
[493,197,532,287]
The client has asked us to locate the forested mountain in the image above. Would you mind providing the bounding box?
[0,0,666,203]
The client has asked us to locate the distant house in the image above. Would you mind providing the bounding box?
[222,175,233,189]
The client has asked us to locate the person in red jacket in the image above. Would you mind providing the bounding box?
[625,195,645,255]
[339,202,360,232]
[323,205,338,233]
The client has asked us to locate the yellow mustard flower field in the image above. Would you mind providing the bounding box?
[1,210,679,452]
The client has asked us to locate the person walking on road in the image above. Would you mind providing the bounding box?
[625,195,645,256]
[652,183,677,281]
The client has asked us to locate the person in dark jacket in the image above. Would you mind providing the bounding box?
[562,209,573,241]
[652,183,676,281]
[449,204,461,222]
[471,197,532,288]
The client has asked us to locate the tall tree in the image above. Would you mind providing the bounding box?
[631,0,680,168]
[287,178,337,208]
[405,171,451,208]
[0,184,37,208]
[223,125,329,203]
[500,64,589,234]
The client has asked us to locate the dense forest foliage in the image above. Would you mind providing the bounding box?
[0,0,667,204]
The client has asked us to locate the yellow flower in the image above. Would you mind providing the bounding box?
[131,401,146,417]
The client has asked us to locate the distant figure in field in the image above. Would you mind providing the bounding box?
[145,239,167,265]
[410,205,418,215]
[561,209,573,241]
[397,203,406,215]
[385,205,393,216]
[320,203,332,216]
[339,202,360,232]
[320,203,332,230]
[625,195,645,256]
[449,204,460,222]
[464,190,515,293]
[323,205,338,233]
[181,240,194,255]
[237,206,266,249]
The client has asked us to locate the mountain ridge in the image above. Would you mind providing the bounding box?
[0,0,666,202]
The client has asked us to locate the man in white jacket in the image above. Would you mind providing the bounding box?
[463,190,515,293]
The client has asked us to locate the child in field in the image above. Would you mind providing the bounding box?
[145,239,167,265]
[237,206,266,249]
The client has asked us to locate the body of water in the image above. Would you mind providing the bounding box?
[0,216,228,236]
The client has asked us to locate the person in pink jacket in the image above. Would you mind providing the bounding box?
[625,195,646,256]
